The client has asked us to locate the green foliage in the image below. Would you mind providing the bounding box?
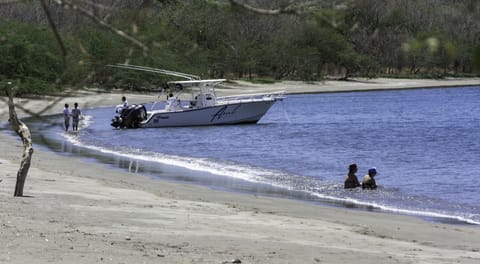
[1,0,478,97]
[0,22,62,95]
[474,43,480,73]
[343,0,479,77]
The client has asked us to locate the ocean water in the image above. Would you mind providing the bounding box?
[26,86,480,225]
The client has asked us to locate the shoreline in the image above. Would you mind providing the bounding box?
[221,77,480,95]
[1,78,480,263]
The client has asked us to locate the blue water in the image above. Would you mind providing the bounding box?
[27,86,480,225]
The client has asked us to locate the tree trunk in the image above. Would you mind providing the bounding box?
[6,83,34,197]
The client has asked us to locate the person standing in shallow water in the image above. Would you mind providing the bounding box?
[344,163,360,189]
[70,102,82,131]
[63,103,70,131]
[362,167,378,190]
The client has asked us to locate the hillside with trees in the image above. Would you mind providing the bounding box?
[1,0,479,94]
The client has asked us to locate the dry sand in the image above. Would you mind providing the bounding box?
[1,78,480,264]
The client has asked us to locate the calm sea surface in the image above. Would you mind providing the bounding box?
[26,86,480,225]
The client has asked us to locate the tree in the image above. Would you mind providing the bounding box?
[5,82,33,197]
[474,43,480,73]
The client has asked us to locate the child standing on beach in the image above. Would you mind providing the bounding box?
[63,103,70,131]
[71,102,82,131]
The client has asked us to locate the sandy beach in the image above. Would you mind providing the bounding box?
[1,78,480,264]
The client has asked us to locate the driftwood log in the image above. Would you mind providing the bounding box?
[6,83,34,197]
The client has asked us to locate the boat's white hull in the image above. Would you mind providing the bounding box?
[139,100,277,128]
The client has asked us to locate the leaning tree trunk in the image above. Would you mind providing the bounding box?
[6,83,34,197]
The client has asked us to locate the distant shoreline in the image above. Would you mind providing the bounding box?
[286,82,480,95]
[218,77,480,96]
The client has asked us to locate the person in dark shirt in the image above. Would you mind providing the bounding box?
[344,163,360,189]
[71,102,82,131]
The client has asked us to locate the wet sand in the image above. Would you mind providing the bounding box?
[1,78,480,263]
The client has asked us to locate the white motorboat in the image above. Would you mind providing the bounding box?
[110,64,285,128]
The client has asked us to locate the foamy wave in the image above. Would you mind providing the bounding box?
[61,131,279,184]
[309,192,480,225]
[80,115,94,128]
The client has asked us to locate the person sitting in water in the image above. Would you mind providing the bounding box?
[344,163,360,189]
[362,167,378,190]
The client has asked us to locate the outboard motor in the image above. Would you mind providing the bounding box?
[111,104,147,128]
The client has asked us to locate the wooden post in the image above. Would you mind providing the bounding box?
[6,82,34,197]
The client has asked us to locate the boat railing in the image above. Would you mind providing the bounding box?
[216,91,285,103]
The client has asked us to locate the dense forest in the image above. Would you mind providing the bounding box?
[1,0,479,94]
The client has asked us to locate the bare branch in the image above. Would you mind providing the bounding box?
[229,0,300,15]
[228,0,348,15]
[71,0,113,12]
[53,0,149,55]
[40,0,68,70]
[0,0,21,6]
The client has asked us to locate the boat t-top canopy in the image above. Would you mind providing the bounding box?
[168,79,226,88]
[108,64,201,80]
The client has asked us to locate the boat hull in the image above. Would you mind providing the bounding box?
[139,100,277,128]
